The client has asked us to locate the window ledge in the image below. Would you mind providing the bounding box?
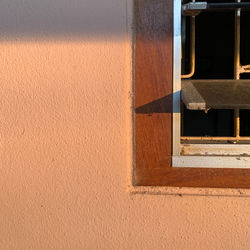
[182,79,250,110]
[129,185,250,197]
[173,155,250,169]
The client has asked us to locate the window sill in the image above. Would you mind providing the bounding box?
[129,185,250,197]
[173,155,250,169]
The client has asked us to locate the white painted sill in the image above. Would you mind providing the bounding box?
[173,156,250,168]
[173,144,250,168]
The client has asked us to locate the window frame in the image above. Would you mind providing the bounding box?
[134,0,250,188]
[172,0,250,169]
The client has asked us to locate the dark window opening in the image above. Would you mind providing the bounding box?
[181,0,250,138]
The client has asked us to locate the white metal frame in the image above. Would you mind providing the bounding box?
[173,0,182,156]
[172,0,250,169]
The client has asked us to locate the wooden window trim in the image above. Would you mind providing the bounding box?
[134,0,250,188]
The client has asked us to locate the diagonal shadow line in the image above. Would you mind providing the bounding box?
[135,94,173,114]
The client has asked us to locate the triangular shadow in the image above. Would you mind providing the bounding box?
[135,94,172,114]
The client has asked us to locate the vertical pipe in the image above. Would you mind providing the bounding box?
[181,15,186,74]
[234,0,241,80]
[234,0,241,138]
[181,103,184,136]
[181,16,195,78]
[235,108,240,138]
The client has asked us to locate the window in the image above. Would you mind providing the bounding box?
[173,0,250,168]
[134,0,250,188]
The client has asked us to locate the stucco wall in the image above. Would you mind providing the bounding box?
[0,0,249,249]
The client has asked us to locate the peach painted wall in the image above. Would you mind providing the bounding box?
[0,0,249,249]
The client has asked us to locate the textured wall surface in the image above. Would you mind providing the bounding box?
[0,0,249,249]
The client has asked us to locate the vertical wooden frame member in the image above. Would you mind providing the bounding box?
[134,0,250,188]
[134,0,173,177]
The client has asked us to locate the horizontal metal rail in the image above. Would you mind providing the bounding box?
[182,2,250,16]
[208,2,250,10]
[181,136,250,141]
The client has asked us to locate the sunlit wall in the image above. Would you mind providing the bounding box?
[0,0,249,249]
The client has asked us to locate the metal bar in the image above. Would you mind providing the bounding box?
[182,2,250,16]
[239,64,250,74]
[234,0,241,139]
[181,103,184,136]
[181,15,186,73]
[181,136,250,141]
[235,4,250,75]
[207,2,250,10]
[234,3,241,80]
[235,108,240,138]
[181,16,195,78]
[172,0,182,156]
[241,64,250,71]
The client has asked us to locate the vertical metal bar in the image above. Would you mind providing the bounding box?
[235,108,240,138]
[181,102,184,136]
[234,0,241,138]
[181,15,186,74]
[173,0,182,156]
[234,0,241,80]
[181,15,196,78]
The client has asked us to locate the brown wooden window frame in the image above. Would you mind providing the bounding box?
[134,0,250,188]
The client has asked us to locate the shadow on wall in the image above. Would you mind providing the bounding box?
[0,0,127,40]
